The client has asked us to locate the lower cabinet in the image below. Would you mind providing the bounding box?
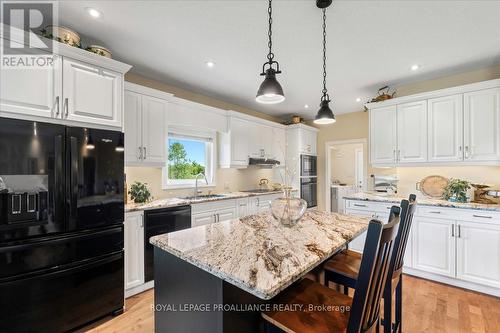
[124,211,144,291]
[191,200,237,227]
[412,216,455,277]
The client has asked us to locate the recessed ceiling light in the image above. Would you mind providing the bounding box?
[356,97,361,102]
[85,7,101,18]
[411,64,420,71]
[205,61,215,68]
[304,104,309,109]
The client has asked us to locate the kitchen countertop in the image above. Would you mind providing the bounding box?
[344,192,500,212]
[150,210,370,300]
[125,190,291,213]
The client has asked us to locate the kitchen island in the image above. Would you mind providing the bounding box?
[150,210,370,333]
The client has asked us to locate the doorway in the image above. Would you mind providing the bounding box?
[325,139,368,212]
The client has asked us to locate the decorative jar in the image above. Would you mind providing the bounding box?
[270,187,307,227]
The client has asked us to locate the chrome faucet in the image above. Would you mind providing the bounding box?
[194,173,208,199]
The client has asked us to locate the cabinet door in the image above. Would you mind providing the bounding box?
[413,217,455,277]
[247,197,260,215]
[403,225,413,269]
[141,95,167,165]
[397,101,427,163]
[63,58,122,128]
[124,91,142,164]
[456,221,500,288]
[464,88,500,162]
[260,125,275,158]
[344,209,375,253]
[427,94,464,162]
[124,213,144,290]
[370,106,397,165]
[305,130,317,155]
[230,118,250,165]
[216,207,237,222]
[272,127,286,164]
[236,198,249,218]
[0,43,62,119]
[192,212,216,228]
[248,123,262,158]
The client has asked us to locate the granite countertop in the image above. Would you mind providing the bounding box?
[125,190,291,213]
[344,192,500,212]
[150,210,370,300]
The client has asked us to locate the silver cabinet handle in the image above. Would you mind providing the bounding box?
[397,149,401,162]
[138,147,143,160]
[464,146,470,159]
[458,146,462,158]
[429,211,442,214]
[354,203,368,208]
[458,224,461,238]
[393,149,397,163]
[64,98,69,118]
[473,214,492,219]
[143,147,147,159]
[54,96,60,116]
[217,214,220,222]
[256,198,260,207]
[451,224,455,237]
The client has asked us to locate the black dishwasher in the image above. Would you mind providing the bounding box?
[144,205,191,282]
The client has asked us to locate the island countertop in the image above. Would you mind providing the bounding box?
[150,210,370,300]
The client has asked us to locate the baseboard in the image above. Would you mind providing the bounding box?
[125,280,154,298]
[403,268,500,298]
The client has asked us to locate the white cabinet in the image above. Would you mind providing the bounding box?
[191,199,237,227]
[191,211,216,227]
[0,37,130,129]
[463,88,500,162]
[397,101,427,163]
[216,207,237,222]
[271,127,287,164]
[0,45,62,119]
[124,212,144,291]
[286,124,318,156]
[413,216,455,277]
[63,58,122,128]
[456,221,500,288]
[427,94,464,162]
[370,106,397,165]
[236,198,250,218]
[124,88,167,166]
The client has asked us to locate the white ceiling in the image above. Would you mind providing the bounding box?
[57,1,500,119]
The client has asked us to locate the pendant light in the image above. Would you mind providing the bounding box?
[314,0,336,125]
[256,0,285,104]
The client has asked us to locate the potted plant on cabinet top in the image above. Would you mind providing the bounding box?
[442,179,471,203]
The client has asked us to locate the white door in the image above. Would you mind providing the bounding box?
[397,101,427,163]
[0,42,62,119]
[230,118,250,165]
[427,94,464,162]
[456,221,500,288]
[463,88,500,162]
[354,148,364,190]
[216,207,237,222]
[370,106,397,165]
[124,212,144,290]
[413,217,455,277]
[124,91,143,164]
[141,95,167,165]
[192,211,216,227]
[63,58,122,128]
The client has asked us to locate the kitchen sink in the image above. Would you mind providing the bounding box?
[183,194,226,200]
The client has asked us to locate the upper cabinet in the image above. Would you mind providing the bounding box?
[368,79,500,166]
[286,124,318,157]
[124,83,169,166]
[463,88,500,162]
[219,112,287,168]
[0,34,131,130]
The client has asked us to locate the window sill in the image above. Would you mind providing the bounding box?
[163,183,217,190]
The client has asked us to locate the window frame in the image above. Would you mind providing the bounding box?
[162,126,217,190]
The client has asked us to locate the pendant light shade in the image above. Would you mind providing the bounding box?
[256,68,285,104]
[313,3,336,125]
[314,99,336,124]
[256,0,285,104]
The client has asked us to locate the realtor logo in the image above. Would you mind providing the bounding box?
[2,2,54,55]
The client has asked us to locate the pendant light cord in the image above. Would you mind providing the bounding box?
[321,8,328,100]
[267,0,274,63]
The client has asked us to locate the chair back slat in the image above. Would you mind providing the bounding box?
[347,206,400,333]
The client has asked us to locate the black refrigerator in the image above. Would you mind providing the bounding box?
[0,117,125,332]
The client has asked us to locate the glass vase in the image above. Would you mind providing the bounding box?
[271,187,307,227]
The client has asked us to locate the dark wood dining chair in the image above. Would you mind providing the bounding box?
[323,195,417,333]
[261,206,401,333]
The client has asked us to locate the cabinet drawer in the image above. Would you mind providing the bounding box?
[191,199,236,214]
[345,200,395,214]
[417,206,500,224]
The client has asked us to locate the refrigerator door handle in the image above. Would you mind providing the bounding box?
[68,136,78,223]
[54,135,64,224]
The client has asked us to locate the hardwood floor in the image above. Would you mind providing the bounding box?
[82,275,500,333]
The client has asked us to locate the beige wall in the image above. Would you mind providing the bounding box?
[124,73,282,201]
[312,65,500,210]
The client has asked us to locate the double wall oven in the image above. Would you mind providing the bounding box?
[0,117,125,332]
[300,155,317,208]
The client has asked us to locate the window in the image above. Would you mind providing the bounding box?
[163,127,215,188]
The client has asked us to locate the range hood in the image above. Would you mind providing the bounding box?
[248,157,280,168]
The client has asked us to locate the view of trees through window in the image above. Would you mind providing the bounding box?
[168,138,206,179]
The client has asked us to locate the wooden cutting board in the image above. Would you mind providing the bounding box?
[417,175,449,198]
